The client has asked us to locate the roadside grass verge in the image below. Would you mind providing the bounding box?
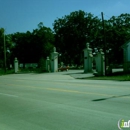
[0,68,48,75]
[0,69,14,75]
[87,71,130,81]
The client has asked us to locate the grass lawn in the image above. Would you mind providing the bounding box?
[87,75,130,81]
[87,71,130,81]
[0,68,48,76]
[0,69,14,75]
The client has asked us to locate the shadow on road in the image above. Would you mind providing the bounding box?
[63,72,84,75]
[92,94,130,101]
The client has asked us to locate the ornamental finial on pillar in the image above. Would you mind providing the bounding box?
[86,43,89,49]
[54,47,56,52]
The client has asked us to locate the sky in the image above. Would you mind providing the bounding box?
[0,0,130,34]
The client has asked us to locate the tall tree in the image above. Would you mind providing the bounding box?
[0,28,4,67]
[53,11,130,65]
[11,22,54,66]
[32,22,54,61]
[105,13,130,64]
[53,10,101,65]
[0,28,13,68]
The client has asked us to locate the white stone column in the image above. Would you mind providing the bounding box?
[51,47,58,72]
[95,49,105,75]
[14,57,18,73]
[123,47,129,72]
[46,56,50,72]
[83,43,93,73]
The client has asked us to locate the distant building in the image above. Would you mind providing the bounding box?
[122,40,130,72]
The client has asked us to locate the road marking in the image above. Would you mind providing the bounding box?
[46,82,105,88]
[1,78,130,89]
[0,83,130,99]
[47,88,79,93]
[0,81,107,89]
[0,92,18,97]
[12,79,130,89]
[46,88,130,99]
[1,83,114,97]
[46,88,115,97]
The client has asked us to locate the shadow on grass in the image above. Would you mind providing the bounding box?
[110,71,129,76]
[87,71,130,81]
[92,94,130,102]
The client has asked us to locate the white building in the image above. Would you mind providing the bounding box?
[122,40,130,72]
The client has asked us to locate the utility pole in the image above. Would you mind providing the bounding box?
[3,29,6,73]
[101,12,107,76]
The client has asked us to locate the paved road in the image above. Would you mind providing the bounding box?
[0,71,130,130]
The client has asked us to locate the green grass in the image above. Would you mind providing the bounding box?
[87,71,130,81]
[0,68,48,75]
[0,69,15,75]
[87,75,130,81]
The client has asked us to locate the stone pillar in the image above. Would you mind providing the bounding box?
[46,56,50,72]
[95,49,105,76]
[123,47,129,72]
[14,57,18,73]
[83,43,93,73]
[51,47,58,72]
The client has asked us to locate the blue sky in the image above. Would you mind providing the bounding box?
[0,0,130,34]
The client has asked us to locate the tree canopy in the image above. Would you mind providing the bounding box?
[10,22,54,66]
[53,10,101,65]
[0,11,130,69]
[0,28,13,68]
[53,11,130,65]
[0,28,4,67]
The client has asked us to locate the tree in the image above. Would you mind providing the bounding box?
[53,10,101,66]
[11,22,54,66]
[0,28,4,67]
[53,11,130,66]
[0,28,13,68]
[32,22,54,61]
[105,13,130,64]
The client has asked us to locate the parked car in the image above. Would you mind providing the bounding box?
[58,66,69,71]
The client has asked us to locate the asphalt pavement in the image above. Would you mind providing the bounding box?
[0,70,129,130]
